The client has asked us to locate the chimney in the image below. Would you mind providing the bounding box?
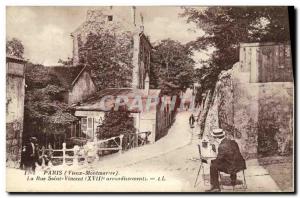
[132,25,140,89]
[132,6,136,26]
[145,73,150,94]
[140,13,144,32]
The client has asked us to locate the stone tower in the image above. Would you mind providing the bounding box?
[71,6,143,66]
[71,6,152,90]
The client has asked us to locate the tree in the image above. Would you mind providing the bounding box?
[151,39,195,95]
[97,110,136,139]
[78,28,134,90]
[6,38,25,58]
[24,64,77,143]
[182,7,291,94]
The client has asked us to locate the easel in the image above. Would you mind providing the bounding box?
[194,140,217,187]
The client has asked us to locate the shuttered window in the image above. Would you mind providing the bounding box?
[87,117,94,139]
[81,117,87,132]
[88,118,93,128]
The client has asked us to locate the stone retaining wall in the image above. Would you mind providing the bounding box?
[199,63,294,158]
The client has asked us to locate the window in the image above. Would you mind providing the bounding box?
[81,117,87,132]
[87,118,94,139]
[278,45,285,68]
[88,117,93,128]
[108,15,113,21]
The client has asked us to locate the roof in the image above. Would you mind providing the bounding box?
[139,32,153,49]
[46,65,86,89]
[75,88,161,112]
[6,55,27,63]
[48,111,78,125]
[240,42,290,47]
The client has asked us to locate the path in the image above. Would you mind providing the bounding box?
[89,111,193,169]
[90,111,281,192]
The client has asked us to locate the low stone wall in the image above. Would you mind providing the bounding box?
[6,121,23,168]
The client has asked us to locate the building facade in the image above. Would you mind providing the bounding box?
[71,6,144,66]
[71,7,152,90]
[47,65,97,105]
[234,42,293,157]
[239,42,293,83]
[6,56,26,167]
[74,88,174,143]
[132,32,152,89]
[69,7,174,144]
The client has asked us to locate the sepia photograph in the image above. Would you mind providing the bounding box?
[5,5,294,192]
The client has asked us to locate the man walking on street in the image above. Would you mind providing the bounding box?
[189,114,195,128]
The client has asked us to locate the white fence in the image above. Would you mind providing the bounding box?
[40,132,150,167]
[96,134,124,153]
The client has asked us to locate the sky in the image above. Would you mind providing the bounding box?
[6,6,207,66]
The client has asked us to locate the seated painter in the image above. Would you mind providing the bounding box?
[206,128,246,192]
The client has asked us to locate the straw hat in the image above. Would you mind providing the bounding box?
[211,128,225,138]
[30,137,37,141]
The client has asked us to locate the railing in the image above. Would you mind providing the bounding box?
[38,131,151,167]
[96,134,124,155]
[39,143,83,167]
[137,131,151,146]
[123,131,151,150]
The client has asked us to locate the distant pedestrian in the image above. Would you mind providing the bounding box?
[189,114,195,128]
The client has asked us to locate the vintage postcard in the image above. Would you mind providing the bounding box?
[6,6,294,192]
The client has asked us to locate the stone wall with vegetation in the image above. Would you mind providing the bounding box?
[199,63,293,159]
[256,83,293,156]
[6,70,25,168]
[6,121,23,168]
